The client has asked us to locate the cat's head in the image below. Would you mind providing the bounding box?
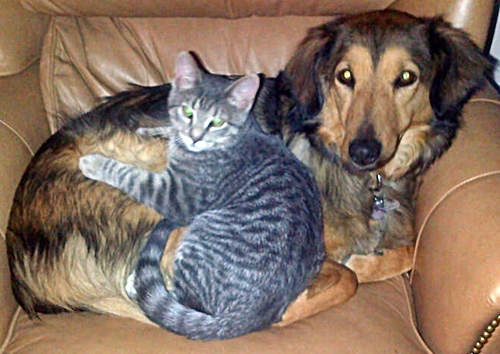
[168,52,260,152]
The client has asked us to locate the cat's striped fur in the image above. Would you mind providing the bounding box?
[78,52,325,340]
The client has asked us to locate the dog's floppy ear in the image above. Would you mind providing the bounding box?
[427,17,496,124]
[283,22,339,118]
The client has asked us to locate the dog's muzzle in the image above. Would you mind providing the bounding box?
[348,138,382,168]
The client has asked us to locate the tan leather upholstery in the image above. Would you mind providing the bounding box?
[0,0,48,75]
[412,88,500,353]
[1,0,499,353]
[21,0,395,17]
[390,0,496,46]
[0,63,49,348]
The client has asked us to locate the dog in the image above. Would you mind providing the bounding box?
[275,10,494,281]
[6,10,493,328]
[6,74,355,327]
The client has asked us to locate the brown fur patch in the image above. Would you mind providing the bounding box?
[344,245,414,283]
[6,126,170,322]
[275,259,357,327]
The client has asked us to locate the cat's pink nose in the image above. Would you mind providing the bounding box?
[190,128,204,143]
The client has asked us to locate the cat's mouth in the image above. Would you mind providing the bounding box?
[179,133,212,152]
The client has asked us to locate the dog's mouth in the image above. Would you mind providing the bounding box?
[343,159,379,175]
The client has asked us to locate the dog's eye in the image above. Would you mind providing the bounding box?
[395,70,418,87]
[337,69,355,87]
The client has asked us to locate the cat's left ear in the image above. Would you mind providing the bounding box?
[173,51,202,91]
[226,74,260,113]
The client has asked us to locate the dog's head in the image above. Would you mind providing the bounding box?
[280,10,494,173]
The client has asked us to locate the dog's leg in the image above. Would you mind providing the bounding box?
[274,259,358,327]
[344,245,414,283]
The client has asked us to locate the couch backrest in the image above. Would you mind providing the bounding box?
[28,0,496,132]
[1,0,495,77]
[21,0,395,17]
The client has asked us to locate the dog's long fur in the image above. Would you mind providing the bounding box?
[6,75,356,325]
[277,11,494,275]
[6,10,493,326]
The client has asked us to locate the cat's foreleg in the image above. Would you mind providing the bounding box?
[79,153,167,213]
[136,126,171,138]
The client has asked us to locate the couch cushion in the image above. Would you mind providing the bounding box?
[22,0,392,18]
[0,0,49,76]
[2,276,432,354]
[41,16,335,131]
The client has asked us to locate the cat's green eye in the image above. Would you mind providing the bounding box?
[182,106,194,119]
[210,117,226,128]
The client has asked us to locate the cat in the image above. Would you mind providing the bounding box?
[78,51,325,340]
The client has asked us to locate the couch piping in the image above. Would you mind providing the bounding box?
[411,170,500,282]
[411,96,500,279]
[411,170,500,354]
[0,118,35,353]
[0,307,21,354]
[0,119,35,156]
[469,97,500,105]
[401,274,434,353]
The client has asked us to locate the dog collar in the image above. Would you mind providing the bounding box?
[370,173,400,221]
[369,173,400,253]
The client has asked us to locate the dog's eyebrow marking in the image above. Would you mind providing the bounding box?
[376,47,419,84]
[337,45,374,86]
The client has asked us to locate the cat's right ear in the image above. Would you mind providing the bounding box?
[226,74,260,113]
[172,52,202,91]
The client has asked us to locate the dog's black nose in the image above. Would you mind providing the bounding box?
[348,138,382,167]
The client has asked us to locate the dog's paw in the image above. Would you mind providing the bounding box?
[79,154,108,181]
[125,271,138,300]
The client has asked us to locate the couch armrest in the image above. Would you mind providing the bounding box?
[0,62,50,347]
[411,84,500,354]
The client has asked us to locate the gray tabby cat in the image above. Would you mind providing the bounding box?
[78,52,324,340]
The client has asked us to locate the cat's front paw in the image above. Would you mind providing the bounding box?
[79,153,108,181]
[125,271,138,300]
[137,126,170,138]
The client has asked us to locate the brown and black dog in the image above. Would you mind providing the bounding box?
[276,10,494,282]
[6,74,355,326]
[6,10,493,328]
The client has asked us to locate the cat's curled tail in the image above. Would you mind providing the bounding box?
[128,218,275,340]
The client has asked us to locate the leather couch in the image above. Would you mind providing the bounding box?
[1,0,500,353]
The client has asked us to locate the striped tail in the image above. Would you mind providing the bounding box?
[133,218,271,340]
